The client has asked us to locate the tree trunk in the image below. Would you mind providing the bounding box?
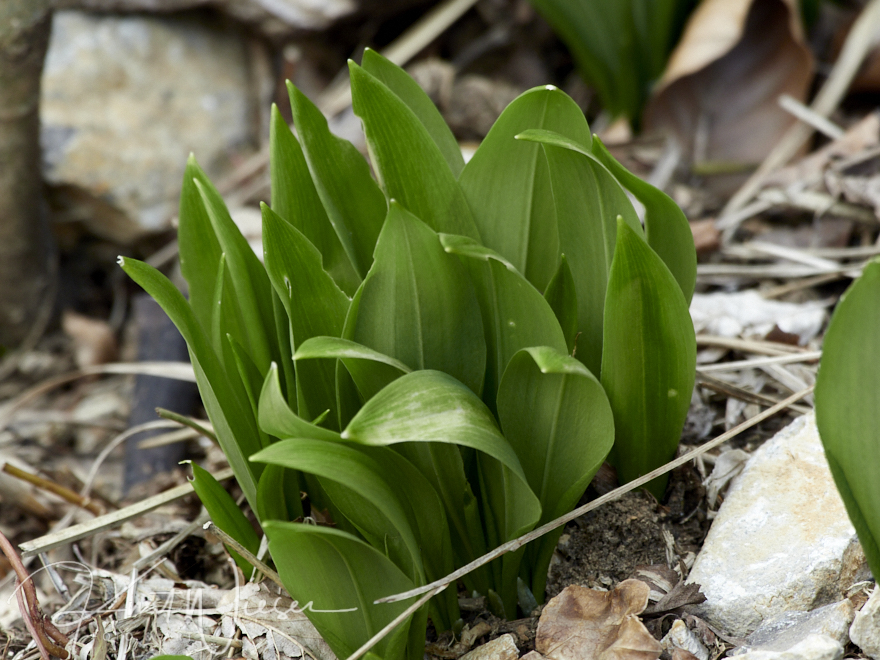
[0,1,55,348]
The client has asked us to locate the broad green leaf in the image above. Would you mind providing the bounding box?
[440,235,567,411]
[263,522,419,660]
[177,155,222,333]
[349,61,480,240]
[600,219,695,498]
[269,104,360,295]
[516,128,642,376]
[210,255,246,377]
[343,370,527,482]
[459,86,590,292]
[591,135,696,303]
[815,259,880,579]
[256,462,304,523]
[253,439,423,580]
[189,462,260,576]
[227,335,272,449]
[288,82,387,277]
[295,336,411,403]
[351,203,486,395]
[195,178,276,373]
[258,363,341,443]
[271,289,297,402]
[497,346,614,598]
[120,257,260,507]
[361,49,464,177]
[543,255,579,354]
[262,203,350,427]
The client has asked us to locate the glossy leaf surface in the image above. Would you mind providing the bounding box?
[516,128,642,376]
[263,203,350,425]
[264,522,418,660]
[600,219,695,498]
[441,235,566,410]
[361,49,464,177]
[591,135,696,303]
[497,346,613,597]
[459,86,590,292]
[816,259,880,579]
[349,61,480,240]
[351,204,485,395]
[269,104,360,295]
[288,82,386,277]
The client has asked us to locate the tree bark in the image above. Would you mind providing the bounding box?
[0,2,55,348]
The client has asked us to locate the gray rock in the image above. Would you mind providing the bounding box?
[734,635,843,660]
[41,10,271,243]
[738,600,854,653]
[850,586,880,658]
[686,412,866,637]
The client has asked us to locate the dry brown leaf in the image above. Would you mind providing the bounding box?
[535,581,662,660]
[644,0,813,187]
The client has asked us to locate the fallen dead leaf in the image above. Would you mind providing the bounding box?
[459,634,519,660]
[535,581,661,660]
[690,219,720,257]
[644,0,813,191]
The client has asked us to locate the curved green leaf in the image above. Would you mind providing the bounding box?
[351,203,486,395]
[189,462,260,576]
[497,346,614,598]
[516,128,642,376]
[262,203,350,427]
[120,257,260,507]
[295,336,411,402]
[815,259,880,578]
[600,219,695,498]
[288,82,387,277]
[440,235,566,411]
[269,104,360,295]
[253,439,423,580]
[258,363,341,442]
[343,370,527,482]
[459,86,590,291]
[263,521,419,660]
[361,49,464,177]
[256,462,304,523]
[591,135,695,303]
[349,61,480,240]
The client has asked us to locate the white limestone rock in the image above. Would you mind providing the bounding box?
[686,412,867,637]
[734,634,843,660]
[41,11,271,243]
[850,586,880,658]
[739,600,855,653]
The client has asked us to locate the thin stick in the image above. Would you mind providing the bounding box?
[345,585,447,660]
[2,463,103,516]
[376,386,813,605]
[19,467,234,557]
[696,335,805,356]
[696,372,812,415]
[697,351,822,373]
[203,521,284,591]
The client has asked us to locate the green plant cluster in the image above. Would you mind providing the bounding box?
[121,50,696,660]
